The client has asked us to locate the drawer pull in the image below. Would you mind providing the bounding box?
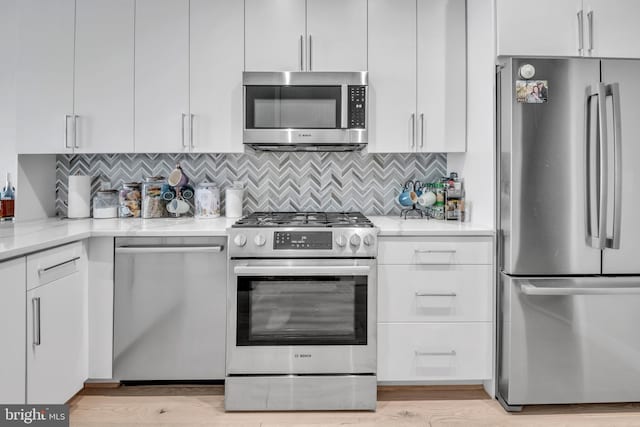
[415,292,457,297]
[414,249,457,254]
[415,350,456,357]
[38,256,80,276]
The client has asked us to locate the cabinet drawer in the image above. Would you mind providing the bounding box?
[378,323,492,382]
[378,237,492,265]
[378,265,492,322]
[27,242,83,290]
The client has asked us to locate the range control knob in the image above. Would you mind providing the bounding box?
[233,234,247,247]
[349,234,361,248]
[363,234,374,247]
[335,234,347,248]
[254,233,266,247]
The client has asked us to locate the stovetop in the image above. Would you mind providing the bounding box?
[232,211,374,228]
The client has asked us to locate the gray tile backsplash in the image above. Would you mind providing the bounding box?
[56,151,446,217]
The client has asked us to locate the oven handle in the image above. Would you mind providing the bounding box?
[234,265,371,276]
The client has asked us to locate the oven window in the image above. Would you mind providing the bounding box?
[245,86,341,129]
[237,275,367,346]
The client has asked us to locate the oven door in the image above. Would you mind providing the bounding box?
[227,258,376,375]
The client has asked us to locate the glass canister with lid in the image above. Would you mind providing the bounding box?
[93,190,119,219]
[195,182,221,219]
[141,177,166,219]
[119,182,141,218]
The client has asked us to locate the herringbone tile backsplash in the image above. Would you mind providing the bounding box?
[56,152,446,216]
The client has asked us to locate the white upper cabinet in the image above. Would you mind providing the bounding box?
[245,0,306,71]
[306,0,367,71]
[134,0,190,153]
[497,0,640,58]
[16,0,75,154]
[74,0,134,153]
[496,0,582,57]
[190,0,244,153]
[585,0,640,59]
[417,0,466,152]
[368,0,466,153]
[245,0,367,71]
[368,0,417,153]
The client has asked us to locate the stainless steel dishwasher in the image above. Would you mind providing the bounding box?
[113,236,226,381]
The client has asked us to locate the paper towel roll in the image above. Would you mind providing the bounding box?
[225,188,244,218]
[68,175,91,218]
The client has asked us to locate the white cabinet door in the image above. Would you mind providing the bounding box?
[0,257,26,404]
[245,0,306,71]
[496,0,583,57]
[74,0,135,153]
[135,0,190,153]
[585,0,640,59]
[190,0,244,153]
[367,0,417,153]
[306,0,367,71]
[27,272,87,404]
[417,0,466,153]
[16,0,75,154]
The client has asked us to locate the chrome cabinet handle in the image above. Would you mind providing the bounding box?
[607,83,622,249]
[577,10,584,55]
[190,113,195,149]
[64,115,72,149]
[409,113,416,148]
[414,249,457,254]
[415,292,457,297]
[116,246,224,254]
[32,297,41,346]
[73,115,79,149]
[300,35,304,71]
[308,34,312,71]
[37,256,80,276]
[181,113,187,148]
[587,11,594,53]
[420,113,425,148]
[415,350,456,356]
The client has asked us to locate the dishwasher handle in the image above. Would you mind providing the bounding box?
[521,282,640,296]
[116,245,224,254]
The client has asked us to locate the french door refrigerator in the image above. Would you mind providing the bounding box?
[497,57,640,410]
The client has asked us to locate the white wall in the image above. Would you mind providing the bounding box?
[0,0,17,183]
[448,0,495,227]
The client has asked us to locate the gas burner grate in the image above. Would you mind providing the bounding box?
[232,212,374,228]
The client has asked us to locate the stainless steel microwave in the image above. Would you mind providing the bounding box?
[242,71,367,151]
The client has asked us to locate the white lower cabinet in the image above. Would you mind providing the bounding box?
[26,242,87,404]
[377,235,494,384]
[378,323,491,382]
[0,257,27,404]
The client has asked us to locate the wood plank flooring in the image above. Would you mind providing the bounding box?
[69,385,640,426]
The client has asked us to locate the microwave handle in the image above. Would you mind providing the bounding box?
[341,84,348,129]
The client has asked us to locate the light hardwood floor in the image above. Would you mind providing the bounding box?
[69,385,640,426]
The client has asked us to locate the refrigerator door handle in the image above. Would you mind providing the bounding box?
[595,83,609,250]
[605,83,622,249]
[584,89,598,248]
[521,282,640,296]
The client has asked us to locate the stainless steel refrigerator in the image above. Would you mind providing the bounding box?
[497,57,640,410]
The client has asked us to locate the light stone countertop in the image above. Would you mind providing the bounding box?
[0,216,494,261]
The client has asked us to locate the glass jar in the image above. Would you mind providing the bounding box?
[93,190,119,219]
[195,183,221,219]
[435,183,445,207]
[141,177,166,219]
[119,182,141,218]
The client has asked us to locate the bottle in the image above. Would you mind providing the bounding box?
[1,173,16,221]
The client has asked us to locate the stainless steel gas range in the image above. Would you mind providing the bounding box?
[225,212,378,411]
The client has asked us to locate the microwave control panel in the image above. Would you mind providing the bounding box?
[348,86,367,129]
